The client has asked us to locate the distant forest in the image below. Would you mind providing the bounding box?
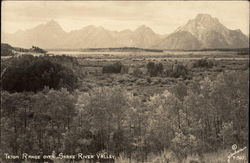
[46,47,249,55]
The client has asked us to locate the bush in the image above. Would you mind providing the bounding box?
[103,62,122,73]
[2,55,78,92]
[172,63,189,78]
[193,57,214,68]
[147,62,163,77]
[120,65,129,74]
[133,67,143,77]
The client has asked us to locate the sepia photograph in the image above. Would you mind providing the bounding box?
[0,1,249,163]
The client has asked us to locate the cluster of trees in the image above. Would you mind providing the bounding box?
[1,55,78,92]
[30,46,47,54]
[1,43,15,56]
[1,68,248,162]
[1,88,77,156]
[147,62,163,77]
[166,63,189,78]
[147,61,190,79]
[103,62,122,74]
[193,57,215,68]
[146,59,215,79]
[103,61,189,79]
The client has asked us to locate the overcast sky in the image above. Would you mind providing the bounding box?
[1,1,249,35]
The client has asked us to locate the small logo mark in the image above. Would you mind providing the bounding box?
[232,144,237,151]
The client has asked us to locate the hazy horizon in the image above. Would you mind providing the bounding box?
[1,1,249,36]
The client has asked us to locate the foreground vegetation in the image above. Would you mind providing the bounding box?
[0,53,248,163]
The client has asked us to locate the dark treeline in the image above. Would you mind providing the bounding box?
[81,47,163,52]
[163,47,249,52]
[0,55,249,162]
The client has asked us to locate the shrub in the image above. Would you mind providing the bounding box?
[133,67,143,77]
[103,62,122,73]
[172,63,189,78]
[147,62,163,77]
[120,65,129,74]
[193,57,214,68]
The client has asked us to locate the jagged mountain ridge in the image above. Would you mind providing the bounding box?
[2,20,164,49]
[157,14,249,49]
[2,14,249,49]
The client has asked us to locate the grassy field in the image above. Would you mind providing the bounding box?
[69,51,248,97]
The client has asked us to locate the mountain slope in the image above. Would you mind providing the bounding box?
[155,31,201,50]
[61,26,120,48]
[3,20,67,49]
[131,25,164,48]
[170,14,249,49]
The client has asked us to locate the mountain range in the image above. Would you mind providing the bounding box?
[2,14,249,50]
[156,14,249,49]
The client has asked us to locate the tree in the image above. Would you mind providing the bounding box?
[147,62,163,77]
[1,88,77,156]
[2,55,78,92]
[1,43,15,56]
[103,62,122,74]
[75,87,130,155]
